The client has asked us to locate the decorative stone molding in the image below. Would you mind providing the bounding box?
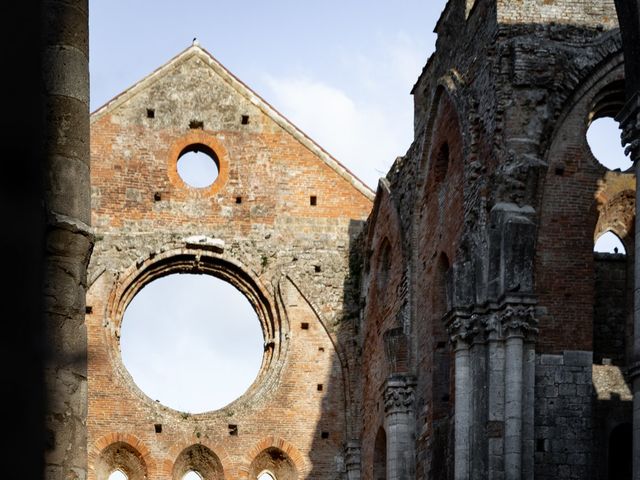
[447,311,478,347]
[383,376,416,415]
[616,92,640,162]
[446,300,539,344]
[344,440,361,472]
[481,313,502,341]
[499,304,538,339]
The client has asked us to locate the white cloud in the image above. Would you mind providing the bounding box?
[263,31,430,190]
[264,75,399,188]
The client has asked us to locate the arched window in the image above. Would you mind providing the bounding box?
[108,471,127,480]
[594,230,626,254]
[182,471,202,480]
[257,471,276,480]
[373,427,387,480]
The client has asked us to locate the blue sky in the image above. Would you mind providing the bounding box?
[89,1,629,414]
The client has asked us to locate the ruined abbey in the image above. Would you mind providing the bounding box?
[4,0,640,479]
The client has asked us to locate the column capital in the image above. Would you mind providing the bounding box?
[499,304,538,339]
[344,440,361,473]
[383,375,416,415]
[615,92,640,163]
[447,311,479,348]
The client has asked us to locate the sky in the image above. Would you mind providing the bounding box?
[90,1,630,414]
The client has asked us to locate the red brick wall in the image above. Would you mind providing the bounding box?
[87,49,372,480]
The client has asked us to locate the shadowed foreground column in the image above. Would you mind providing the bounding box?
[42,1,93,479]
[613,1,640,478]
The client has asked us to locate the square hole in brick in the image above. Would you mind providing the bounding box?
[314,265,321,273]
[301,322,309,330]
[189,120,204,129]
[228,424,238,436]
[536,439,546,452]
[154,424,162,433]
[321,431,329,439]
[85,305,93,314]
[146,108,155,118]
[154,192,162,202]
[241,115,249,125]
[317,384,323,391]
[310,195,317,206]
[235,196,242,204]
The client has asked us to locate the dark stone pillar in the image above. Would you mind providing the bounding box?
[42,1,93,479]
[614,2,640,478]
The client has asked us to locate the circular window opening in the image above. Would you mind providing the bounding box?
[120,273,264,413]
[587,117,632,171]
[594,230,626,254]
[177,144,219,188]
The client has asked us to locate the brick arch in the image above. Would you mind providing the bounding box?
[535,55,628,354]
[595,188,636,250]
[240,437,307,480]
[88,433,153,480]
[159,440,232,479]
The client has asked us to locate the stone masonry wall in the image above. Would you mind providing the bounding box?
[534,351,594,480]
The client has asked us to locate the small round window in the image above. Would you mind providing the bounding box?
[177,144,219,188]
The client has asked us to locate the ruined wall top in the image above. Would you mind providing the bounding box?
[495,0,618,28]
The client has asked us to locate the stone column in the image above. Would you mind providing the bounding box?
[345,440,361,480]
[484,313,506,480]
[503,332,523,480]
[383,375,416,480]
[500,305,537,480]
[617,92,640,480]
[449,314,475,480]
[42,1,93,480]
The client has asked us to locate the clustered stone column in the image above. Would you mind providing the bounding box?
[448,302,538,480]
[617,92,640,480]
[449,314,475,480]
[383,375,417,480]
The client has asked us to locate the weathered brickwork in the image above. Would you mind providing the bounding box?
[356,0,635,478]
[85,0,638,479]
[87,46,373,479]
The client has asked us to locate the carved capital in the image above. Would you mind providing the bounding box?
[616,92,640,163]
[345,440,361,471]
[448,313,479,347]
[384,376,416,415]
[499,304,538,338]
[481,312,502,341]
